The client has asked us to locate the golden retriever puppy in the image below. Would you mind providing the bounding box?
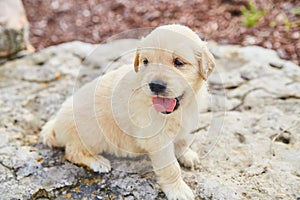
[41,24,215,200]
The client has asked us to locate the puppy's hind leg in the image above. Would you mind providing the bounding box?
[175,139,200,170]
[178,147,200,171]
[41,118,64,147]
[65,142,111,173]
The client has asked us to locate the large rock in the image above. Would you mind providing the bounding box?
[0,0,34,62]
[0,39,299,199]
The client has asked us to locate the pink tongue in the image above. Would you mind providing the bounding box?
[152,97,177,112]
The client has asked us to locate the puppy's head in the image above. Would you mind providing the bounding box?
[133,24,215,114]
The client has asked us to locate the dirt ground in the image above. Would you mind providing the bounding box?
[22,0,299,64]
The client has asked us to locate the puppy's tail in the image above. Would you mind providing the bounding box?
[41,118,63,147]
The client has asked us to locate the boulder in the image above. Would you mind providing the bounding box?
[0,0,34,63]
[0,39,299,199]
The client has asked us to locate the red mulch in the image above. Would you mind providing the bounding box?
[22,0,300,64]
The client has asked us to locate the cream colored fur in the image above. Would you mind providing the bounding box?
[41,24,215,200]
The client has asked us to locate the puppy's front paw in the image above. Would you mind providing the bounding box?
[90,156,111,173]
[179,148,200,170]
[162,179,194,200]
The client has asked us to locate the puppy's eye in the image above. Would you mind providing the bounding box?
[174,58,184,67]
[143,58,149,66]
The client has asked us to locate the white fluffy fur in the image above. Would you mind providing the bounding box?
[41,24,215,200]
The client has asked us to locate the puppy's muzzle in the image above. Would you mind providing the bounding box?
[149,80,167,94]
[149,80,183,115]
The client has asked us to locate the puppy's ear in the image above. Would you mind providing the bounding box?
[197,45,215,80]
[134,52,139,72]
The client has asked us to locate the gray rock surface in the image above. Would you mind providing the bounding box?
[0,39,299,199]
[0,0,34,62]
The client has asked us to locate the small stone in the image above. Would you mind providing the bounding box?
[243,36,256,45]
[291,32,299,39]
[124,195,135,200]
[269,62,283,69]
[51,1,59,10]
[82,9,90,17]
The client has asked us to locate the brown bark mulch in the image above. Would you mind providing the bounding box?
[22,0,300,64]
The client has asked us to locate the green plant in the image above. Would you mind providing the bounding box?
[283,13,291,30]
[241,2,266,27]
[292,8,300,15]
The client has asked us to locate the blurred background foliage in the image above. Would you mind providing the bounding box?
[22,0,299,64]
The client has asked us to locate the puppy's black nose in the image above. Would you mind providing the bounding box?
[149,80,167,94]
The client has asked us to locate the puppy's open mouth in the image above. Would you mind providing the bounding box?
[152,95,183,114]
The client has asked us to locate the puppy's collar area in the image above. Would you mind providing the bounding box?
[152,94,183,115]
